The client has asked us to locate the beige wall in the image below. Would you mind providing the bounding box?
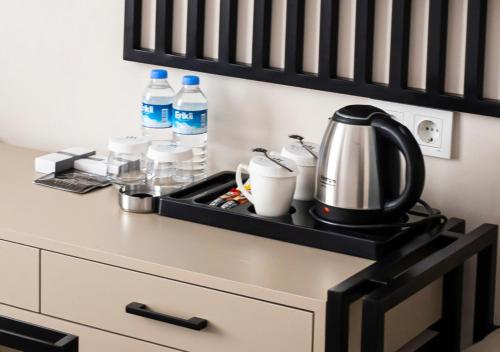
[0,0,499,347]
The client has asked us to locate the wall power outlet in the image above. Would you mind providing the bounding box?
[369,100,454,159]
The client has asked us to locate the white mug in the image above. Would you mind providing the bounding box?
[281,140,319,201]
[236,153,297,217]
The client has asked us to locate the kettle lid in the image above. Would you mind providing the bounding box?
[332,105,388,125]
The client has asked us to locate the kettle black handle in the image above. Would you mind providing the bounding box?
[371,114,425,215]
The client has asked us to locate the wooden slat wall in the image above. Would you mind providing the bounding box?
[353,0,375,86]
[218,0,239,63]
[284,0,305,73]
[186,0,205,59]
[389,0,412,89]
[464,0,488,100]
[123,0,500,119]
[252,0,273,69]
[154,0,173,54]
[426,0,449,94]
[318,0,339,80]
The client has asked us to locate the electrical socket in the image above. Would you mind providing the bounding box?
[414,115,443,148]
[369,99,454,159]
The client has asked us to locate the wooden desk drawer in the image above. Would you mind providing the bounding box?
[0,303,177,352]
[0,240,39,311]
[41,251,313,352]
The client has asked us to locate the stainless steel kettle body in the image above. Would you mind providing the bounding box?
[315,105,425,225]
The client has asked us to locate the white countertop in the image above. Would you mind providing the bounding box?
[0,143,373,309]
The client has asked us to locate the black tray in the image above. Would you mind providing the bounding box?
[158,172,441,259]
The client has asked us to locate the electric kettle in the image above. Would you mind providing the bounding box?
[315,105,425,225]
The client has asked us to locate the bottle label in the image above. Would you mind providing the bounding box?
[173,109,207,135]
[141,103,172,128]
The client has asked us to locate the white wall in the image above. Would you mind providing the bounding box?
[0,0,500,347]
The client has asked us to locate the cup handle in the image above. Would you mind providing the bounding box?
[236,164,254,203]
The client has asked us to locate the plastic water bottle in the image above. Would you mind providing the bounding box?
[173,75,208,181]
[141,69,175,143]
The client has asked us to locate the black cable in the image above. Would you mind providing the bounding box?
[310,199,447,231]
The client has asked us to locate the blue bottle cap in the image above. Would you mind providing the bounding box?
[150,69,167,79]
[183,75,200,85]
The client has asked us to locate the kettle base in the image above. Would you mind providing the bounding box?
[314,201,404,226]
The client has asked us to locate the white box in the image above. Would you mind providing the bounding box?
[35,147,95,174]
[74,156,108,176]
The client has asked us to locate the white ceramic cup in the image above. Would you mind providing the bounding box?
[236,153,297,217]
[281,140,319,201]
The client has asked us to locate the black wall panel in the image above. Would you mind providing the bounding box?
[124,0,500,118]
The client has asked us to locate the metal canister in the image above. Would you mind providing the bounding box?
[118,184,161,213]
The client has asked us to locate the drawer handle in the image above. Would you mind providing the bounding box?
[0,315,78,351]
[125,302,208,331]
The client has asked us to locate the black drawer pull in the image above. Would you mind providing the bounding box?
[125,302,208,331]
[0,315,78,351]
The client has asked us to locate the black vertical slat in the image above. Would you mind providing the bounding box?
[354,0,375,84]
[318,0,340,79]
[361,299,385,352]
[284,0,306,73]
[474,241,498,342]
[252,0,272,68]
[325,291,350,352]
[426,0,448,94]
[124,0,142,52]
[186,0,205,59]
[219,0,239,63]
[388,0,412,89]
[464,0,488,100]
[155,0,174,54]
[440,265,464,351]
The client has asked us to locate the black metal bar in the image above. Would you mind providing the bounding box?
[0,316,78,352]
[367,224,497,309]
[186,0,205,59]
[284,0,306,73]
[464,0,488,100]
[219,0,238,63]
[426,0,448,94]
[155,0,174,54]
[328,219,464,296]
[326,290,351,352]
[124,0,142,52]
[126,302,208,330]
[440,265,464,350]
[252,0,272,68]
[474,235,498,342]
[442,217,466,234]
[326,222,460,352]
[359,224,498,352]
[359,240,460,351]
[325,218,495,352]
[354,0,375,83]
[318,0,340,79]
[361,299,385,352]
[389,0,412,89]
[327,280,381,352]
[326,218,488,352]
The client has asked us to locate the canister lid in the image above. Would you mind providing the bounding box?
[108,136,151,154]
[147,144,193,162]
[281,141,319,167]
[249,152,297,178]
